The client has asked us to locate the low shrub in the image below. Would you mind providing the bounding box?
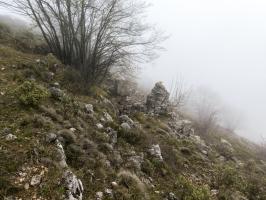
[174,175,211,200]
[14,81,49,106]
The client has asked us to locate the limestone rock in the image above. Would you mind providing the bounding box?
[85,104,94,114]
[96,123,104,129]
[146,82,170,114]
[30,175,42,186]
[120,115,135,127]
[96,191,103,200]
[103,112,113,122]
[121,122,131,131]
[148,144,163,161]
[5,134,17,141]
[62,170,83,200]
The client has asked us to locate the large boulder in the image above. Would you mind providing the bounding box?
[146,82,170,114]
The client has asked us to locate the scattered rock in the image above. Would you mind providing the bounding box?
[24,183,30,190]
[103,111,113,122]
[211,189,219,196]
[168,192,178,200]
[148,144,163,161]
[120,115,135,127]
[96,191,103,200]
[121,122,131,131]
[96,123,104,129]
[111,181,118,188]
[52,82,60,88]
[85,104,94,114]
[5,134,17,141]
[70,127,77,132]
[104,188,113,196]
[30,175,42,186]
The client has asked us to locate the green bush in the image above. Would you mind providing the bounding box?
[175,175,211,200]
[14,81,49,106]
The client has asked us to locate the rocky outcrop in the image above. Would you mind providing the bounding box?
[146,82,170,115]
[62,170,84,200]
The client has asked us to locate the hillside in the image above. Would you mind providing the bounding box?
[1,43,266,200]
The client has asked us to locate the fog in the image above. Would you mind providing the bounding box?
[1,0,266,143]
[140,0,266,143]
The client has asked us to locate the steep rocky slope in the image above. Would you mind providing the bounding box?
[1,45,266,200]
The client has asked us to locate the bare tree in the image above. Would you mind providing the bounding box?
[169,76,191,109]
[2,0,163,85]
[190,87,221,135]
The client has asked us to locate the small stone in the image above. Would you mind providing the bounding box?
[85,104,94,114]
[105,188,112,195]
[211,189,219,196]
[103,112,113,122]
[96,123,104,129]
[30,175,42,186]
[96,191,103,200]
[1,67,5,71]
[148,144,163,161]
[5,134,17,141]
[24,183,30,190]
[53,82,60,88]
[69,128,76,132]
[111,181,118,188]
[121,122,131,131]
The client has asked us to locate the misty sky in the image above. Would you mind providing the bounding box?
[1,0,266,142]
[139,0,266,142]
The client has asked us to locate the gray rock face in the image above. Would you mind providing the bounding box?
[146,82,170,114]
[5,134,17,141]
[148,144,163,161]
[62,170,83,200]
